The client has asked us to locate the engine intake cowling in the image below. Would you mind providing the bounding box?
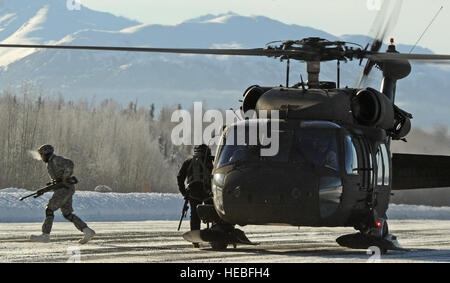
[351,88,395,129]
[242,85,271,112]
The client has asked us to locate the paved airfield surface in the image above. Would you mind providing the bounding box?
[1,220,450,263]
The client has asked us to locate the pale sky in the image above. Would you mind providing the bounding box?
[80,0,449,54]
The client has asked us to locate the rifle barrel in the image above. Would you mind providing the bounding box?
[19,193,37,201]
[177,199,189,231]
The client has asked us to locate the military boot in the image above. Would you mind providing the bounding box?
[79,227,95,244]
[30,233,50,243]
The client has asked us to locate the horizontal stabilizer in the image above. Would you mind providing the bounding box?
[392,153,450,190]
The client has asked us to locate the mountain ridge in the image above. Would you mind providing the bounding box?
[0,4,448,127]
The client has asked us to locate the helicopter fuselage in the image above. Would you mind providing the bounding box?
[210,86,398,230]
[212,119,391,229]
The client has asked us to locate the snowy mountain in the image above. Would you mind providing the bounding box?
[0,1,449,127]
[0,0,137,66]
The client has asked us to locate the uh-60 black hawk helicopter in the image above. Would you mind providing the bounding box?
[2,4,450,254]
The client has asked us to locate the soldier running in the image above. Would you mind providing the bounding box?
[177,144,214,247]
[30,144,96,244]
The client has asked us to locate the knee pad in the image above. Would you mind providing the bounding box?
[46,208,54,217]
[63,213,74,221]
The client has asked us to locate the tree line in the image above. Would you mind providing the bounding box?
[0,85,192,193]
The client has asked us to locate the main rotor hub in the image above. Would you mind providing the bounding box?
[265,37,363,62]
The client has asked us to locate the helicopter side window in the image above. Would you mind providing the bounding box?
[376,146,384,186]
[294,130,339,171]
[380,144,390,186]
[363,141,374,188]
[368,145,374,186]
[344,136,358,175]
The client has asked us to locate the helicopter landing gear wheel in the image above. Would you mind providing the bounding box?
[379,221,389,255]
[210,241,228,251]
[383,221,389,237]
[367,218,389,254]
[337,218,404,253]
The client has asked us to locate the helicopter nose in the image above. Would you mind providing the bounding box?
[218,165,322,225]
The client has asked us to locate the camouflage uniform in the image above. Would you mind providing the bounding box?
[177,147,214,231]
[42,154,87,234]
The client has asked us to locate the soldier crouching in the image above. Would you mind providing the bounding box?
[30,144,95,244]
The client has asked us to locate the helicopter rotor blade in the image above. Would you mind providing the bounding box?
[356,0,403,88]
[368,52,450,61]
[365,52,450,68]
[356,52,450,83]
[371,0,403,50]
[0,43,315,58]
[408,61,450,66]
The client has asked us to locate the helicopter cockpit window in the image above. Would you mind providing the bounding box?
[216,127,260,168]
[300,121,341,129]
[261,130,293,163]
[294,129,339,171]
[344,136,358,175]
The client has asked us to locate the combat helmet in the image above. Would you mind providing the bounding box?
[37,144,54,162]
[38,144,54,155]
[193,144,210,157]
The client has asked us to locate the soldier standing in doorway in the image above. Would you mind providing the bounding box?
[177,144,214,247]
[30,144,96,244]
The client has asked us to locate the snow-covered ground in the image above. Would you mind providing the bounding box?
[0,188,184,222]
[1,220,450,263]
[1,188,450,223]
[2,188,450,263]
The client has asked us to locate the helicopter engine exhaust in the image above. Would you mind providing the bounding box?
[351,88,395,129]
